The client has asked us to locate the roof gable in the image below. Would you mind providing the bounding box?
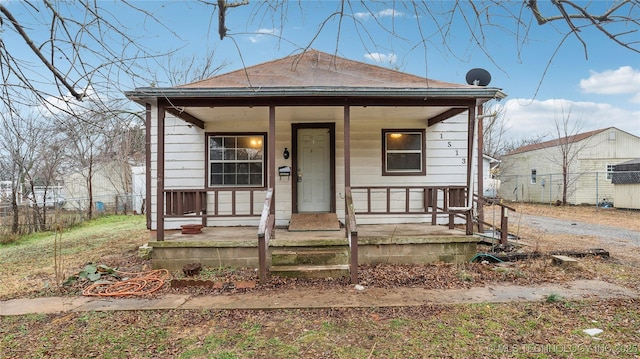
[179,49,473,89]
[505,128,610,156]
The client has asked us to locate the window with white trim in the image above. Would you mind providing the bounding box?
[207,134,265,187]
[606,164,615,180]
[382,129,425,176]
[530,169,537,184]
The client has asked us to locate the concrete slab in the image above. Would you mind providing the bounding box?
[0,296,93,316]
[75,294,190,312]
[1,280,637,316]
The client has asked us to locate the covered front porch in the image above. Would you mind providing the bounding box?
[154,184,477,283]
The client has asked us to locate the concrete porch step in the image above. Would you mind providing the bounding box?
[269,264,350,279]
[271,248,348,266]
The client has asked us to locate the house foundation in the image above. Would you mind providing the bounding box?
[147,225,479,272]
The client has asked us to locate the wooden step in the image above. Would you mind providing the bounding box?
[269,264,350,278]
[271,248,348,266]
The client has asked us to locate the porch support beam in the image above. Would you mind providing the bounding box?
[157,101,166,241]
[427,108,467,127]
[165,107,205,129]
[465,105,476,235]
[269,106,276,216]
[344,106,351,188]
[476,102,485,233]
[344,105,358,284]
[145,103,152,230]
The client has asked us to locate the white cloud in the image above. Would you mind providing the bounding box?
[355,8,403,19]
[496,98,640,142]
[364,52,397,65]
[38,86,104,117]
[248,28,280,43]
[580,66,640,103]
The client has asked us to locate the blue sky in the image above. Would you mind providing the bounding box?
[4,0,640,143]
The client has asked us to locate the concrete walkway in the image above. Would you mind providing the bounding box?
[1,279,637,316]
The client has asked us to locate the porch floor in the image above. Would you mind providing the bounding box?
[153,223,473,248]
[149,224,479,271]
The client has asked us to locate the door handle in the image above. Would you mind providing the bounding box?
[297,169,303,182]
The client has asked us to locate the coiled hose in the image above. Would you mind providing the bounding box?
[82,269,170,297]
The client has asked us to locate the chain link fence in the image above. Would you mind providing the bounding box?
[496,171,640,207]
[0,193,144,240]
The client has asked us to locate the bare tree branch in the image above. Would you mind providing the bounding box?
[0,4,84,100]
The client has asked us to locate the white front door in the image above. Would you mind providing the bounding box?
[297,128,331,212]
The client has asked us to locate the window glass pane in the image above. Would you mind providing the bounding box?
[387,153,421,171]
[223,149,235,160]
[237,174,249,185]
[250,163,262,173]
[248,148,262,160]
[224,137,236,149]
[237,148,249,160]
[386,133,421,150]
[237,136,251,148]
[210,149,223,160]
[223,163,237,174]
[211,174,223,185]
[250,174,262,185]
[237,163,249,174]
[210,137,223,149]
[224,174,236,185]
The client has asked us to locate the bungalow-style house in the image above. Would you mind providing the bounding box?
[499,127,640,205]
[125,50,507,283]
[612,159,640,210]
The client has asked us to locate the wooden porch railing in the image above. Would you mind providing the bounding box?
[164,188,266,220]
[164,189,208,225]
[474,194,516,247]
[350,185,469,230]
[344,187,358,284]
[257,188,275,284]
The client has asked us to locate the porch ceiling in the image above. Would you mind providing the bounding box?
[182,105,454,124]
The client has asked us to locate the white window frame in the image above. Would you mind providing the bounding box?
[606,164,615,180]
[207,133,266,188]
[530,169,537,184]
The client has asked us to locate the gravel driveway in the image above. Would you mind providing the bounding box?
[514,213,640,249]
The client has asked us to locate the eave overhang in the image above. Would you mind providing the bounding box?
[125,86,507,107]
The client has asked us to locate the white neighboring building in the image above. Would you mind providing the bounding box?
[63,161,133,211]
[499,127,640,205]
[612,159,640,210]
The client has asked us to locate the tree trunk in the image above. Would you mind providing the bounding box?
[87,159,93,220]
[11,188,19,234]
[562,164,568,205]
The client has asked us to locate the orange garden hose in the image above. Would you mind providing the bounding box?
[82,269,170,297]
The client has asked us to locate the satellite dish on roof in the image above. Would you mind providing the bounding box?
[466,68,491,86]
